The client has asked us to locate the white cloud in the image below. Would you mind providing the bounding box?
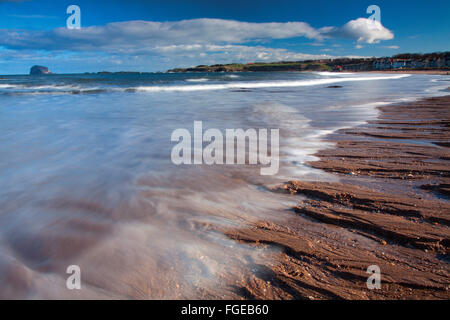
[323,18,394,44]
[384,45,400,49]
[307,42,325,47]
[0,17,394,53]
[0,19,323,52]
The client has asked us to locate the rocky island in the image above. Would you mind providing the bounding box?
[29,65,51,75]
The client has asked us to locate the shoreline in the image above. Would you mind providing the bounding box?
[224,95,450,299]
[353,70,450,75]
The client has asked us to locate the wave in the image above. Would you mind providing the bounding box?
[0,84,81,90]
[134,74,411,93]
[314,71,356,76]
[0,87,108,96]
[0,84,14,89]
[185,78,210,82]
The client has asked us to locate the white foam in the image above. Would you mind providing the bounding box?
[134,74,410,93]
[186,78,210,82]
[0,84,81,91]
[315,71,356,76]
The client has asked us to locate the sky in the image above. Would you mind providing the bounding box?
[0,0,449,74]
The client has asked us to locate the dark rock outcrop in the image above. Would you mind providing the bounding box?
[30,65,51,75]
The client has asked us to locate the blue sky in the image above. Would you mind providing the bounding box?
[0,0,449,74]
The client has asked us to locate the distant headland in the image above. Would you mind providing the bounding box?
[167,52,450,73]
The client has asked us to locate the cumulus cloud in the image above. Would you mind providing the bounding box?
[0,17,394,53]
[323,18,394,44]
[0,19,323,52]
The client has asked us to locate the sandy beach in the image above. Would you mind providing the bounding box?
[224,95,450,299]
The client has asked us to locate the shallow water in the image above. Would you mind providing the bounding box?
[0,71,448,298]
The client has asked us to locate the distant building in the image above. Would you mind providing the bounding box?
[373,59,392,70]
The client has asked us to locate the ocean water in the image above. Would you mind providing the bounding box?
[0,71,448,298]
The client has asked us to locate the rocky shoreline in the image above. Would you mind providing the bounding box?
[224,95,450,299]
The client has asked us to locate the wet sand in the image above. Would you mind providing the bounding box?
[224,95,450,299]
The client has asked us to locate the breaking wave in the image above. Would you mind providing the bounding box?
[134,75,410,93]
